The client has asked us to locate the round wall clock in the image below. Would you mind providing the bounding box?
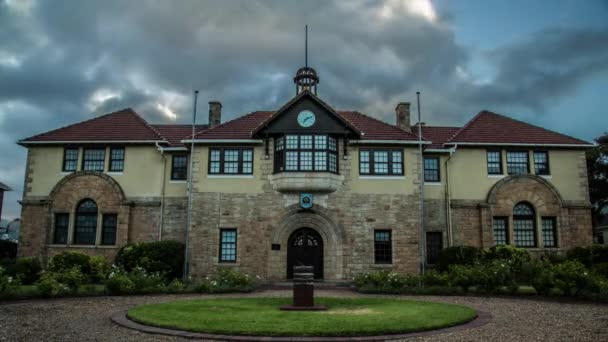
[297,110,316,127]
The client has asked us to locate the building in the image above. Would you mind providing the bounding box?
[0,182,11,221]
[17,66,594,281]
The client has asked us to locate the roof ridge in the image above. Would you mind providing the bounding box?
[128,109,166,141]
[445,110,486,144]
[481,110,590,144]
[21,108,137,142]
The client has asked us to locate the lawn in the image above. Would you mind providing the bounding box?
[127,297,477,337]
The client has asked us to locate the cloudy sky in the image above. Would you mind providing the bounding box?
[1,0,607,219]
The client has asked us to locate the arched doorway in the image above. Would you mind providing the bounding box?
[287,228,323,279]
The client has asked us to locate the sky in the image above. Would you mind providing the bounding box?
[1,0,607,220]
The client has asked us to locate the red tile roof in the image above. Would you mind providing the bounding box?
[191,111,274,140]
[20,108,164,143]
[152,124,208,147]
[338,111,420,141]
[19,107,591,148]
[418,126,462,149]
[447,111,591,146]
[192,110,421,141]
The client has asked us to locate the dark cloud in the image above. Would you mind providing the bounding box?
[0,0,606,219]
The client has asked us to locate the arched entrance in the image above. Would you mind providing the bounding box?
[287,228,323,279]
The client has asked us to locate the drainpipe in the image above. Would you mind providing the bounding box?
[155,142,167,241]
[445,144,457,247]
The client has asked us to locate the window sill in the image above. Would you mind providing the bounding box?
[60,171,75,175]
[169,180,187,183]
[207,175,254,179]
[107,172,123,175]
[371,263,393,268]
[539,175,552,178]
[358,176,405,180]
[487,174,505,178]
[47,244,118,249]
[424,182,442,186]
[215,262,239,266]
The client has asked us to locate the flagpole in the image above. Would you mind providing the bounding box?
[184,90,198,281]
[417,91,426,275]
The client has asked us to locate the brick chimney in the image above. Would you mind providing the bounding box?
[208,101,222,128]
[395,102,411,132]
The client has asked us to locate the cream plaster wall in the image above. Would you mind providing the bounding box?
[348,146,419,194]
[27,145,166,197]
[448,148,588,202]
[191,145,266,194]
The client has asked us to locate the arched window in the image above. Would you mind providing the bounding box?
[513,202,536,247]
[74,199,98,245]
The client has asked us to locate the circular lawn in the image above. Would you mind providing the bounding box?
[127,297,477,337]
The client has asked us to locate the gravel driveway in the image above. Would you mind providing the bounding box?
[1,290,606,341]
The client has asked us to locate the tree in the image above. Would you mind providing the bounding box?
[587,132,608,213]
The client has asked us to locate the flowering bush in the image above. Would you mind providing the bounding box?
[0,266,20,294]
[48,252,110,283]
[552,260,597,296]
[37,272,71,298]
[115,241,184,280]
[353,271,419,293]
[105,272,135,295]
[421,270,450,287]
[104,265,165,295]
[88,256,111,283]
[476,259,517,294]
[447,265,480,293]
[197,268,257,293]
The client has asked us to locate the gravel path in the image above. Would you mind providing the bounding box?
[0,290,606,341]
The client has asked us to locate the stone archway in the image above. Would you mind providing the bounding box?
[480,174,565,248]
[47,171,130,253]
[268,205,345,281]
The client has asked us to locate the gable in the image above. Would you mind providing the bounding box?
[256,92,358,136]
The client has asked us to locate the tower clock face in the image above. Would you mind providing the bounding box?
[297,110,316,127]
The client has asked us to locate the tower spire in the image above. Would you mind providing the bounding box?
[294,25,319,95]
[305,25,308,68]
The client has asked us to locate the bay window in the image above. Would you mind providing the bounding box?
[274,135,338,173]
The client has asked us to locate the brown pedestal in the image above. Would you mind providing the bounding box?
[280,266,327,311]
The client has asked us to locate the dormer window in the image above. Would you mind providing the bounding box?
[274,135,338,173]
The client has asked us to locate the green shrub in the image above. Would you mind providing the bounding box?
[128,267,166,292]
[49,252,91,274]
[105,272,135,295]
[115,240,184,280]
[14,257,42,285]
[52,267,86,290]
[476,259,517,294]
[37,272,71,298]
[0,266,20,294]
[104,265,165,295]
[566,245,608,267]
[88,256,111,283]
[353,270,419,293]
[553,260,595,296]
[421,270,449,287]
[437,246,481,271]
[484,245,530,267]
[591,263,608,278]
[197,268,256,293]
[447,264,479,292]
[166,279,186,293]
